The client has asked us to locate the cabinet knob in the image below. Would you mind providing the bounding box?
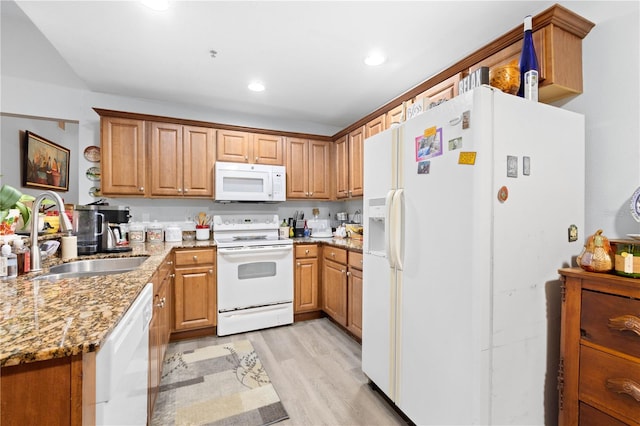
[341,269,346,274]
[139,187,144,192]
[166,260,173,265]
[255,157,259,162]
[209,269,213,274]
[193,255,198,261]
[245,156,249,160]
[347,271,351,276]
[305,192,309,196]
[331,253,335,257]
[178,188,182,193]
[297,262,301,267]
[309,192,313,196]
[305,249,309,254]
[170,273,175,278]
[605,378,640,402]
[184,188,189,193]
[608,314,640,337]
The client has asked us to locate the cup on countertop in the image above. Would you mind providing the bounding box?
[195,225,210,241]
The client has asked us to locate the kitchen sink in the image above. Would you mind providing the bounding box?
[33,256,149,281]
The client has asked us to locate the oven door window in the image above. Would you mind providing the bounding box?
[238,261,276,280]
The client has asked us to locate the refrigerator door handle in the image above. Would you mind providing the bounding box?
[385,189,396,268]
[391,189,404,270]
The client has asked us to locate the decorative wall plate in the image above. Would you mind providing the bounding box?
[89,186,102,197]
[631,186,640,222]
[86,166,101,181]
[83,145,101,162]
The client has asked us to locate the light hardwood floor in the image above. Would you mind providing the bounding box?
[161,318,408,426]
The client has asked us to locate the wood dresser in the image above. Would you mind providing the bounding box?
[558,268,640,425]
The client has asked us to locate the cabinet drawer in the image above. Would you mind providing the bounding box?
[295,244,318,259]
[323,246,347,264]
[348,251,363,270]
[579,345,640,424]
[581,290,640,358]
[175,248,215,266]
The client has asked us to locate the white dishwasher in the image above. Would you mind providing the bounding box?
[96,283,152,426]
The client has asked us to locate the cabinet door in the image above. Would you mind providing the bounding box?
[101,117,146,196]
[385,104,405,129]
[286,137,309,199]
[253,133,283,165]
[348,126,364,198]
[322,259,347,326]
[365,115,385,138]
[415,73,461,106]
[174,265,216,331]
[347,266,363,339]
[217,129,251,163]
[334,135,349,199]
[149,122,183,196]
[295,257,319,313]
[308,140,332,199]
[183,126,215,197]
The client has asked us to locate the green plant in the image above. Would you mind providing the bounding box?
[0,184,35,231]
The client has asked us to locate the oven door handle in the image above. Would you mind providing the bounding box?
[218,246,293,256]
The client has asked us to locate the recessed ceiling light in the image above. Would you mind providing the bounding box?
[248,81,265,92]
[365,52,386,66]
[141,0,169,11]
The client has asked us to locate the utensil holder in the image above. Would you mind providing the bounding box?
[196,226,210,241]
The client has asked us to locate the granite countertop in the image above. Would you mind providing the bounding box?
[0,239,215,368]
[0,236,361,368]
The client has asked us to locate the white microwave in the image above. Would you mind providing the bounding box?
[214,162,286,202]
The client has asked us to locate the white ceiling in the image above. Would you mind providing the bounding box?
[13,1,559,134]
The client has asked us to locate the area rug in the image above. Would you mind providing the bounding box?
[151,340,289,426]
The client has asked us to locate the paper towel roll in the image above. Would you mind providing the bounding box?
[61,235,77,260]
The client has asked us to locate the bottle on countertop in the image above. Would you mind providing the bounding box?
[1,242,17,279]
[303,220,310,237]
[13,238,30,276]
[279,219,289,239]
[517,15,539,101]
[288,218,294,238]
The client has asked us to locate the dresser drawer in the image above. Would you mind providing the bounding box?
[295,244,318,259]
[579,402,629,426]
[581,290,640,358]
[175,248,215,266]
[579,345,640,424]
[323,246,347,264]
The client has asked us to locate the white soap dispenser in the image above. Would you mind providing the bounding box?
[1,242,17,279]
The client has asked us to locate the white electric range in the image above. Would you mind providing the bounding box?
[213,214,293,336]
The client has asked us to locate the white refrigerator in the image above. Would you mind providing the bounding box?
[362,86,584,425]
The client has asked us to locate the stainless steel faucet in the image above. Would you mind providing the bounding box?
[29,191,73,272]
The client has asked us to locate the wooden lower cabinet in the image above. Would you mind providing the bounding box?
[148,254,173,420]
[1,353,95,426]
[558,268,640,426]
[294,244,320,313]
[347,251,363,339]
[322,247,348,326]
[173,248,217,332]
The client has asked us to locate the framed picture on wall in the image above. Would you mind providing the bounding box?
[22,131,70,192]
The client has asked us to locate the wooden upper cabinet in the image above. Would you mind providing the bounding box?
[216,129,251,163]
[415,73,461,106]
[385,104,404,129]
[101,116,147,196]
[468,5,594,103]
[286,138,331,199]
[334,135,349,199]
[216,130,283,165]
[253,133,283,165]
[149,122,183,196]
[149,123,215,197]
[348,126,364,198]
[182,126,216,197]
[365,115,385,138]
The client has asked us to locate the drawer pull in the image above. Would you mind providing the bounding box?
[608,314,640,337]
[606,378,640,403]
